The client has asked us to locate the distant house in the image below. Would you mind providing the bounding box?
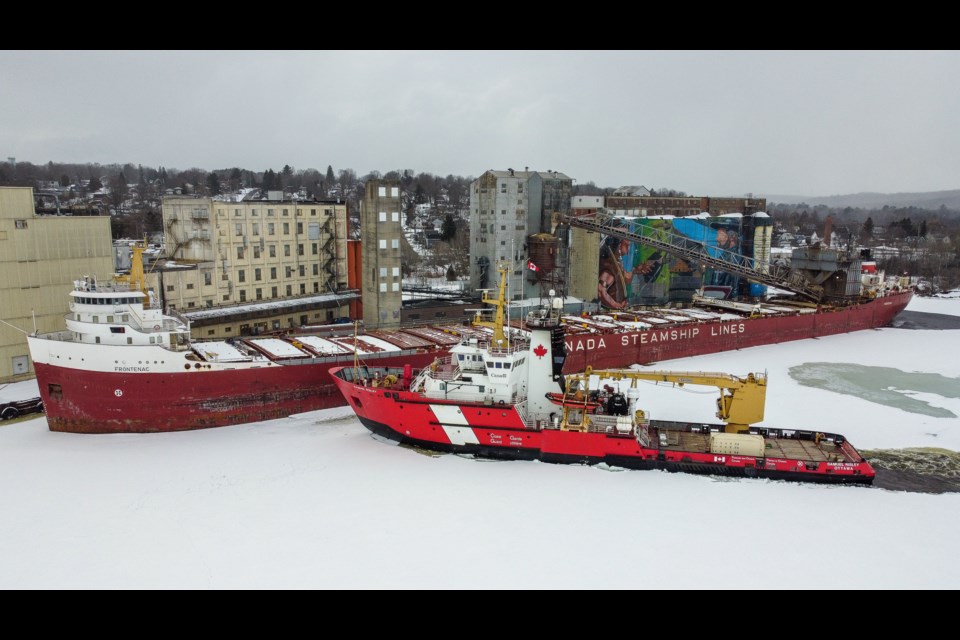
[612,185,651,197]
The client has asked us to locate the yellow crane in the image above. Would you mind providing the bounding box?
[567,366,767,433]
[472,260,511,348]
[113,239,150,296]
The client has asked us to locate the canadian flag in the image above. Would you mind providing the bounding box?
[527,260,539,272]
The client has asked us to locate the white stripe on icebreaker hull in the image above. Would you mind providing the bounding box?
[430,404,469,425]
[441,425,479,446]
[430,404,477,445]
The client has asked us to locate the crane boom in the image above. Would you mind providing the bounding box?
[572,366,767,433]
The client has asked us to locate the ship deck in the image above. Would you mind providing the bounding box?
[652,424,856,463]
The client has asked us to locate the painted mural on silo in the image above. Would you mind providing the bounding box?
[597,214,771,309]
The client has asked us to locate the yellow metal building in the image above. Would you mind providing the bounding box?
[0,187,113,382]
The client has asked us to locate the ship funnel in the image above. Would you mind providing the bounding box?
[525,299,566,421]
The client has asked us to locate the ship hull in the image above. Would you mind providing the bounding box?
[28,292,911,434]
[33,350,441,434]
[333,373,874,485]
[562,291,913,371]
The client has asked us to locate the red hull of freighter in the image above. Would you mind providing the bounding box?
[562,291,912,372]
[31,292,910,434]
[35,350,441,434]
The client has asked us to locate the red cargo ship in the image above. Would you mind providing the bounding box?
[331,276,876,485]
[26,272,455,433]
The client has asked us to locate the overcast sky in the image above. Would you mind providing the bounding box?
[2,51,958,197]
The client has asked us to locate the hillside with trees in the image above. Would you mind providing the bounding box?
[4,159,958,290]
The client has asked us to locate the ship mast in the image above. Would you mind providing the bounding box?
[482,260,510,349]
[129,240,148,295]
[113,238,149,296]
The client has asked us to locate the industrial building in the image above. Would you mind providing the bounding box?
[468,169,572,300]
[605,194,766,217]
[159,195,354,338]
[360,180,403,329]
[0,187,113,382]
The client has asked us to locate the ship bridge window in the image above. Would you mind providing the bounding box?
[503,363,511,369]
[495,362,502,369]
[458,355,464,361]
[486,362,494,368]
[109,326,125,334]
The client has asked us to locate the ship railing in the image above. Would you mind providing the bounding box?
[587,414,635,435]
[74,281,135,293]
[166,307,192,330]
[96,314,185,337]
[483,341,529,355]
[36,330,75,342]
[431,358,461,381]
[112,306,174,334]
[513,397,532,428]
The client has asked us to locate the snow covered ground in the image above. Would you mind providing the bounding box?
[1,296,958,588]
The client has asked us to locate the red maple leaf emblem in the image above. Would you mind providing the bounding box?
[533,344,548,359]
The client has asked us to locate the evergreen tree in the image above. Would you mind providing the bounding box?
[207,172,221,195]
[110,172,128,212]
[446,265,457,281]
[326,165,335,184]
[404,199,416,227]
[88,174,102,192]
[59,174,70,187]
[261,169,277,191]
[861,216,874,241]
[919,220,928,238]
[440,213,456,241]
